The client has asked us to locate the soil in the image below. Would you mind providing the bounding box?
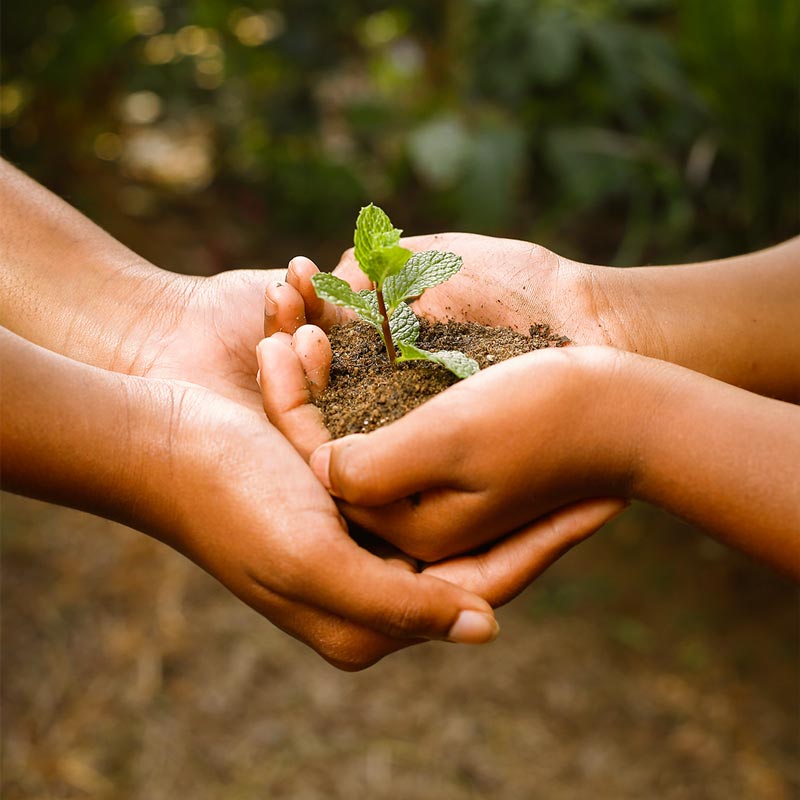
[317,319,570,438]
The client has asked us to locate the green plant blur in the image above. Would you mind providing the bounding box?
[2,0,797,270]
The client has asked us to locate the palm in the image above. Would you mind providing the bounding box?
[135,269,274,410]
[334,233,612,346]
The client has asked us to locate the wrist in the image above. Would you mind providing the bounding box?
[560,345,656,498]
[68,261,203,378]
[570,259,666,359]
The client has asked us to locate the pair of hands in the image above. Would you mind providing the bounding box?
[258,248,630,564]
[120,236,630,669]
[3,160,631,668]
[5,159,797,670]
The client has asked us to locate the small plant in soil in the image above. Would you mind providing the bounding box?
[311,204,480,379]
[309,204,570,438]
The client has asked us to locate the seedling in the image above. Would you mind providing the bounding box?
[311,204,479,379]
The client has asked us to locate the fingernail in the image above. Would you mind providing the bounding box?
[446,610,500,645]
[264,295,277,317]
[310,444,334,494]
[255,368,261,388]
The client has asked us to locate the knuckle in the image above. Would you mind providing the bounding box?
[377,596,429,639]
[334,443,378,504]
[314,630,389,672]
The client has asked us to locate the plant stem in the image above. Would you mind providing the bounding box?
[375,285,396,365]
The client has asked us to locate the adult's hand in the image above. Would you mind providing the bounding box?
[1,328,511,670]
[0,158,276,410]
[0,163,508,668]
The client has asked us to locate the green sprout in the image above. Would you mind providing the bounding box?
[311,204,479,379]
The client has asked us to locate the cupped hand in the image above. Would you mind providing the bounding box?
[333,232,634,347]
[306,345,634,562]
[148,376,509,670]
[257,326,628,593]
[99,269,508,667]
[123,268,280,410]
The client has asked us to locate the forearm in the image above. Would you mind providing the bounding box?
[0,159,195,373]
[1,326,178,533]
[612,352,800,577]
[590,238,800,401]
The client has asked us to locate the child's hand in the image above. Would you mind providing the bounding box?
[257,325,627,604]
[305,343,634,562]
[277,330,800,577]
[332,233,620,345]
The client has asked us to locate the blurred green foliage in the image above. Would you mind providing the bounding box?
[1,0,798,268]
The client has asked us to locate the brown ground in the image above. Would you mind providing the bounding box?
[318,319,569,438]
[2,493,797,800]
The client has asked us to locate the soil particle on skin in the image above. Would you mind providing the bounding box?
[316,319,569,438]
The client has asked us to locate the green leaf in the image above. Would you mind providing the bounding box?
[311,273,382,328]
[384,250,464,310]
[353,204,411,285]
[397,342,480,379]
[389,301,420,346]
[357,291,419,348]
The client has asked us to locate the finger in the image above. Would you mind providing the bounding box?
[264,280,306,336]
[424,498,628,607]
[257,337,331,461]
[309,413,464,506]
[292,324,332,401]
[265,510,500,645]
[286,257,340,331]
[336,488,503,563]
[349,523,419,572]
[241,566,419,671]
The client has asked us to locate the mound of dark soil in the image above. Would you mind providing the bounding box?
[315,319,570,438]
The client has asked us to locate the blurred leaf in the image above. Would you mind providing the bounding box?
[458,115,526,232]
[546,127,639,207]
[408,115,471,190]
[527,6,581,87]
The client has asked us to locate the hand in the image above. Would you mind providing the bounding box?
[0,157,281,411]
[123,268,277,409]
[149,380,509,669]
[332,232,632,346]
[257,326,627,582]
[332,233,800,402]
[279,332,800,577]
[2,328,514,670]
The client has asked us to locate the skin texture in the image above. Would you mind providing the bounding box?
[259,248,800,580]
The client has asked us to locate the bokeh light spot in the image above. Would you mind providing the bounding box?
[131,5,164,37]
[176,25,209,56]
[229,9,285,47]
[122,91,162,125]
[0,84,24,118]
[143,34,176,65]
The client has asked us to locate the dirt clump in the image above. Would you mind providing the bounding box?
[316,319,569,438]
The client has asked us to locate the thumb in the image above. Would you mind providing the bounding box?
[309,424,458,506]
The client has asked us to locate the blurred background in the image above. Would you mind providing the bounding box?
[1,1,798,797]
